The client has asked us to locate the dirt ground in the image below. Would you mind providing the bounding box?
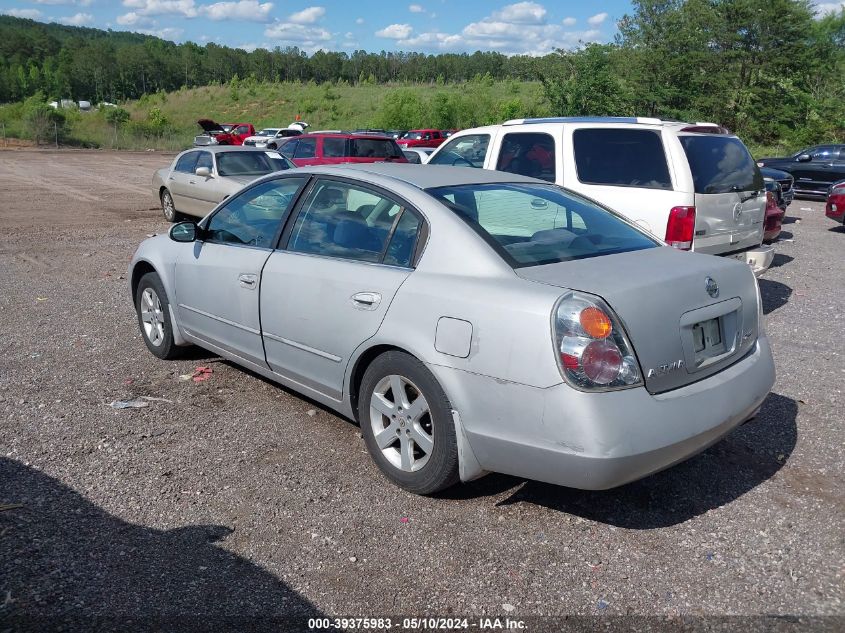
[0,149,843,630]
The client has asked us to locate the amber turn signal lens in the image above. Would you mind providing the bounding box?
[579,306,613,339]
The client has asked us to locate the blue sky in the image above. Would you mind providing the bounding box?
[1,1,841,54]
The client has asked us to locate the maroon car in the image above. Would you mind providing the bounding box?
[276,133,407,167]
[826,180,845,225]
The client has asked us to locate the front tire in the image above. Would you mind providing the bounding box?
[135,272,181,360]
[359,351,459,494]
[160,188,179,222]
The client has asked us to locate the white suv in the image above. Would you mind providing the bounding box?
[427,117,773,275]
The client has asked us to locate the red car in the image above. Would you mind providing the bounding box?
[276,133,407,166]
[194,120,255,146]
[763,189,785,242]
[826,180,845,225]
[397,129,446,149]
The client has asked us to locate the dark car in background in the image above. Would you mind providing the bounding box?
[757,145,845,196]
[275,133,407,167]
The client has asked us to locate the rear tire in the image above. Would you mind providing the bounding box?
[359,351,459,494]
[135,272,182,360]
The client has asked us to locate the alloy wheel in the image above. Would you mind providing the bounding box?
[369,374,434,472]
[140,287,165,347]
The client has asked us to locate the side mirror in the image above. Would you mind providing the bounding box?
[169,221,198,243]
[195,166,212,177]
[797,154,811,162]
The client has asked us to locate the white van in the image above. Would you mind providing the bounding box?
[427,117,773,275]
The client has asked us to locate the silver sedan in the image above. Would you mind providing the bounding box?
[152,146,295,221]
[130,164,775,494]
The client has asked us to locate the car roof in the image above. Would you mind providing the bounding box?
[291,163,542,190]
[300,132,393,139]
[182,146,282,154]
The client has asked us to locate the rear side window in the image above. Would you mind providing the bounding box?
[175,152,199,173]
[573,129,672,190]
[350,138,403,159]
[323,137,347,158]
[680,135,763,194]
[429,134,490,168]
[496,132,556,182]
[294,138,316,159]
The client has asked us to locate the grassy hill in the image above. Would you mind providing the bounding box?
[1,79,548,151]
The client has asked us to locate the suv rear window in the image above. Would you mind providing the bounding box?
[573,128,672,190]
[428,183,658,268]
[680,135,763,194]
[349,138,403,159]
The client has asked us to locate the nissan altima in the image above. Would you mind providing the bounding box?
[129,164,775,494]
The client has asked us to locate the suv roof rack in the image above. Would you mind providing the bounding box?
[503,116,664,126]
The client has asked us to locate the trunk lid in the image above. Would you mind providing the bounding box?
[517,247,760,394]
[679,134,766,255]
[197,118,224,133]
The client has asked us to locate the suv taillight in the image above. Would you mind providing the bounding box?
[665,206,696,250]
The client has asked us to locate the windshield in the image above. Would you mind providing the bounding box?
[680,135,763,194]
[402,132,425,140]
[217,151,293,176]
[256,129,280,137]
[427,183,658,268]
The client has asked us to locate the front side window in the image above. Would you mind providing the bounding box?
[573,128,672,190]
[216,151,284,177]
[496,132,556,182]
[195,151,213,172]
[206,177,306,248]
[287,180,415,264]
[175,152,199,173]
[279,139,298,158]
[428,134,490,168]
[294,138,316,159]
[680,135,763,194]
[428,183,658,268]
[234,125,250,135]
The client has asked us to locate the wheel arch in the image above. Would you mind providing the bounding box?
[347,343,418,422]
[130,259,158,302]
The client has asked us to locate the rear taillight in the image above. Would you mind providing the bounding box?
[553,292,642,391]
[665,206,696,250]
[765,191,778,213]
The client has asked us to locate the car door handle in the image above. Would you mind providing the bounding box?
[351,292,381,310]
[238,273,258,289]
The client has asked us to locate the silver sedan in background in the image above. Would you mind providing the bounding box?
[152,146,295,221]
[130,164,775,495]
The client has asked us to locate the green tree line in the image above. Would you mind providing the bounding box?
[1,0,843,147]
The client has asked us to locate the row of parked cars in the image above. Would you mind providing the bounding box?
[132,116,834,495]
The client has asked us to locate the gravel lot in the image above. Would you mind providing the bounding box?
[1,149,843,629]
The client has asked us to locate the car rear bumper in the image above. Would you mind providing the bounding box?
[432,336,775,490]
[718,244,774,277]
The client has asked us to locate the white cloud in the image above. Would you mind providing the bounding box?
[355,17,364,24]
[138,26,185,39]
[587,12,608,26]
[33,0,92,5]
[202,1,273,22]
[387,3,603,55]
[59,12,94,25]
[116,11,154,26]
[376,23,413,39]
[813,1,845,16]
[264,21,331,48]
[121,0,198,18]
[492,1,546,24]
[409,3,424,12]
[1,8,44,18]
[288,6,325,24]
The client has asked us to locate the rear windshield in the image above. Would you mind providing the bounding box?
[349,138,403,158]
[427,183,658,268]
[573,128,672,190]
[680,135,764,194]
[217,151,292,176]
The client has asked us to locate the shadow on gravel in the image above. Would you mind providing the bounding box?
[758,279,792,315]
[493,392,798,529]
[770,253,794,268]
[781,215,800,225]
[828,224,845,233]
[0,458,322,631]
